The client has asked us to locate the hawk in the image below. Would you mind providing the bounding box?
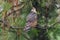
[24,7,37,32]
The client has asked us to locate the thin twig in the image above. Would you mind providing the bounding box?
[48,22,60,28]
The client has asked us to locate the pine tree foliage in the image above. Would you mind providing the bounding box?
[0,0,60,40]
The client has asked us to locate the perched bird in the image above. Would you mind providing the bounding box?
[23,7,49,40]
[24,7,37,32]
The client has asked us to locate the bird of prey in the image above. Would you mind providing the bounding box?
[24,7,37,32]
